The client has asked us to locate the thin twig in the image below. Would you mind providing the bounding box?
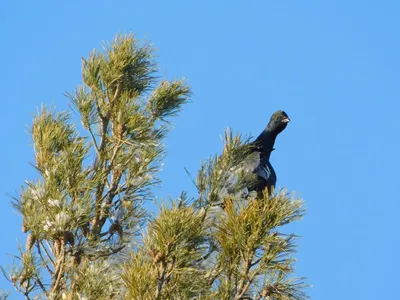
[155,262,167,300]
[41,241,55,266]
[36,242,53,275]
[111,83,121,103]
[235,250,255,299]
[34,276,47,295]
[88,125,100,156]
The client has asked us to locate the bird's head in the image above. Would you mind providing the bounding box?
[267,110,290,134]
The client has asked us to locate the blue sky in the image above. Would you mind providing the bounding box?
[1,1,400,298]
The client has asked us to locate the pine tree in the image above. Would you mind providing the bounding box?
[3,34,307,299]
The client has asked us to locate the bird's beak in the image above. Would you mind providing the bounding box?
[282,118,291,123]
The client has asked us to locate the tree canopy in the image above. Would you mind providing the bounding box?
[3,34,307,300]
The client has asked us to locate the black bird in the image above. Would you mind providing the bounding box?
[247,110,290,194]
[215,110,290,204]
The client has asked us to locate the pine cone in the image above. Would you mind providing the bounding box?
[64,231,75,246]
[108,223,123,238]
[26,234,35,251]
[21,224,28,233]
[73,250,83,265]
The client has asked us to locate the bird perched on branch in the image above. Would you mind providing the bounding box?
[217,110,290,202]
[247,110,290,194]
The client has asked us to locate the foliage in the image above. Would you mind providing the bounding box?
[4,33,307,299]
[122,197,210,299]
[4,34,190,299]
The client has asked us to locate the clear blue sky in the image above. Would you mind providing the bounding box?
[1,1,399,298]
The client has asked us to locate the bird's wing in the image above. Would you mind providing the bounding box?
[242,151,262,174]
[254,157,276,186]
[254,158,272,181]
